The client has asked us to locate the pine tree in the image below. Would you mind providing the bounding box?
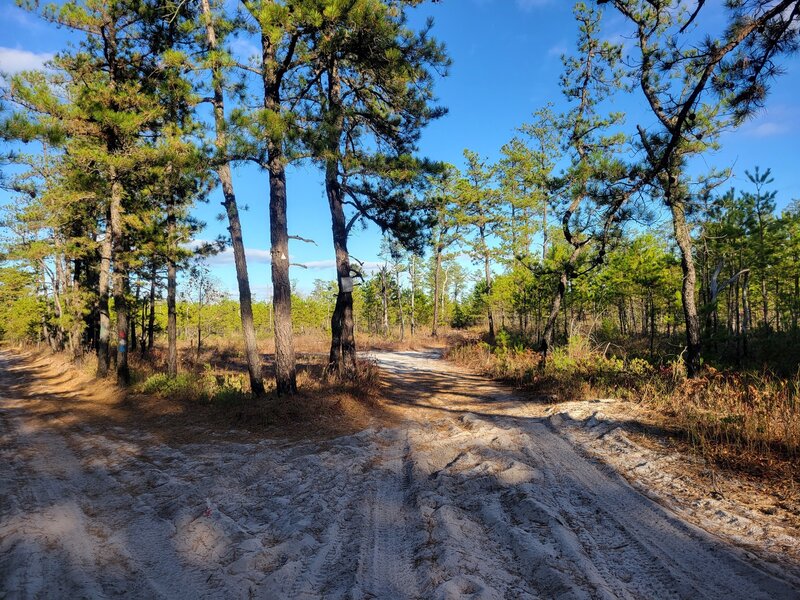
[5,0,169,382]
[537,3,629,358]
[604,0,800,376]
[426,165,461,337]
[197,0,266,395]
[302,0,448,377]
[241,0,314,395]
[456,149,499,340]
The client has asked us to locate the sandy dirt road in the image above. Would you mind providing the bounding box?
[0,348,798,599]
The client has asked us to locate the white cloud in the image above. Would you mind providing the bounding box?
[0,5,40,30]
[0,47,53,75]
[227,37,259,62]
[201,246,272,266]
[749,122,784,138]
[189,239,386,294]
[741,105,799,138]
[299,259,336,269]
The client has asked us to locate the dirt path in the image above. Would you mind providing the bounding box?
[1,349,798,599]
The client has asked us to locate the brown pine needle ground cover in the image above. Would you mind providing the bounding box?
[0,343,393,444]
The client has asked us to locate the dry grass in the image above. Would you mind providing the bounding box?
[2,340,391,442]
[49,328,470,439]
[447,335,800,494]
[128,348,391,438]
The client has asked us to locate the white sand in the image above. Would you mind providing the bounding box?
[0,350,798,599]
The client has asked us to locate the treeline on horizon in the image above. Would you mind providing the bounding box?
[1,0,800,397]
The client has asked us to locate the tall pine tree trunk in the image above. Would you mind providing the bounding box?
[481,230,494,341]
[542,200,548,261]
[541,246,581,358]
[649,292,656,357]
[326,168,357,378]
[222,165,266,395]
[201,0,265,397]
[114,273,130,384]
[109,176,129,385]
[139,295,147,355]
[147,262,156,352]
[670,199,702,377]
[742,270,751,357]
[268,159,296,394]
[396,269,405,342]
[97,207,112,377]
[167,208,178,377]
[323,62,357,379]
[441,265,449,326]
[410,256,416,336]
[262,34,297,395]
[380,268,389,337]
[130,285,138,353]
[431,245,442,337]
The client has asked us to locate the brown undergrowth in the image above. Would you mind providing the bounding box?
[0,343,391,443]
[0,330,467,443]
[447,334,800,498]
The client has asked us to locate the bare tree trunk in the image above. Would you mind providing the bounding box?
[52,252,66,351]
[432,246,442,337]
[482,230,494,341]
[734,275,741,360]
[396,268,405,342]
[130,284,138,353]
[147,262,156,352]
[268,158,297,394]
[542,200,548,261]
[37,270,52,350]
[110,176,129,385]
[380,267,389,337]
[261,32,297,395]
[139,285,148,356]
[441,264,449,326]
[649,292,656,357]
[325,164,357,379]
[742,270,751,357]
[196,282,203,361]
[201,0,265,396]
[322,61,357,380]
[670,199,702,377]
[97,208,112,377]
[410,255,416,336]
[541,246,581,358]
[221,164,266,394]
[167,209,178,377]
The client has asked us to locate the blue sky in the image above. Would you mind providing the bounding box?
[1,0,799,298]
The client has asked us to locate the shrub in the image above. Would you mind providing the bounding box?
[140,373,199,400]
[139,369,250,404]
